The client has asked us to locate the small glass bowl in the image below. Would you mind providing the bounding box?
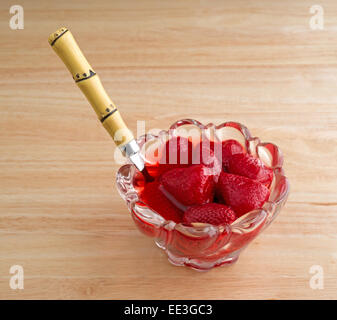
[116,119,289,271]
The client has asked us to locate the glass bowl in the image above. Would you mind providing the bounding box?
[116,119,289,271]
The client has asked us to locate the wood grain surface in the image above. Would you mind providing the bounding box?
[0,0,336,299]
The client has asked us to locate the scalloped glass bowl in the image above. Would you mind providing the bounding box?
[116,119,289,271]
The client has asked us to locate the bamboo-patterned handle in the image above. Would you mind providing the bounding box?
[48,27,134,147]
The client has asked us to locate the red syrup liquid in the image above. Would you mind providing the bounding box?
[133,162,186,223]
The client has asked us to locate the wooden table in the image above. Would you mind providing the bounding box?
[0,0,336,299]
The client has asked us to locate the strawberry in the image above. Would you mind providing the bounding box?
[192,141,221,178]
[183,203,237,226]
[207,139,244,169]
[220,139,245,169]
[228,153,273,186]
[160,165,215,206]
[216,172,270,216]
[140,181,183,223]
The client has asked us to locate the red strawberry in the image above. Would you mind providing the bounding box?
[228,153,273,186]
[192,142,221,178]
[207,139,244,169]
[183,203,237,226]
[220,139,245,169]
[216,172,270,216]
[140,181,183,223]
[160,165,215,206]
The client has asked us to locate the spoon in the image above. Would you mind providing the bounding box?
[48,27,153,181]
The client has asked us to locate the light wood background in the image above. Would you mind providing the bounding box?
[0,0,336,299]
